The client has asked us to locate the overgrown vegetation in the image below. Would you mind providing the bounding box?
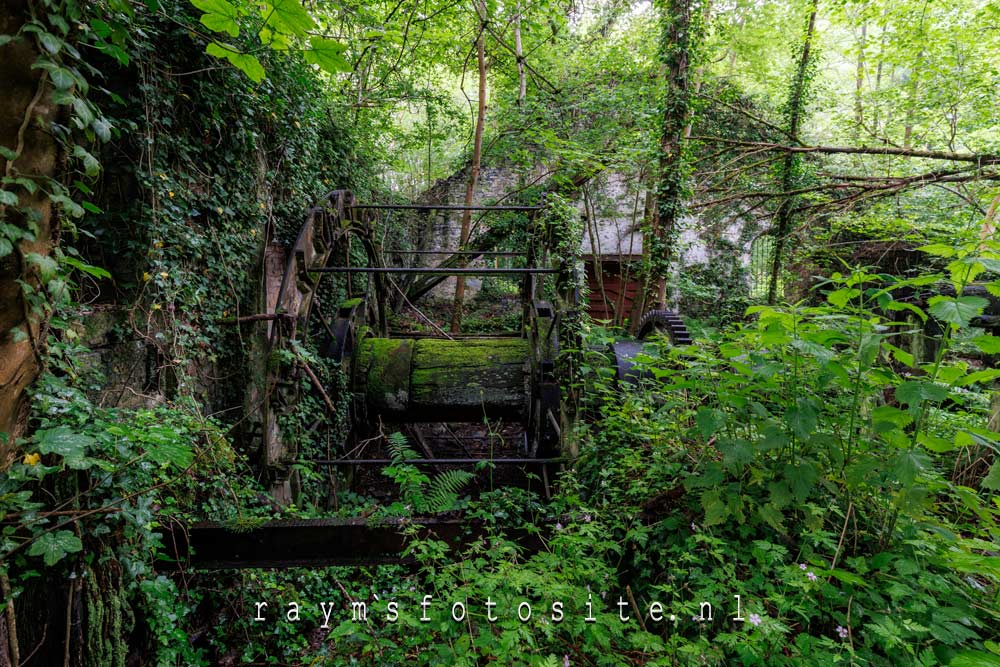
[1,0,997,664]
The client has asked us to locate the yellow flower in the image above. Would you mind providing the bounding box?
[159,173,167,180]
[154,240,163,248]
[142,272,151,281]
[152,303,161,311]
[250,228,257,237]
[159,271,168,279]
[294,120,301,129]
[168,191,174,198]
[216,207,224,214]
[259,202,265,210]
[23,452,40,466]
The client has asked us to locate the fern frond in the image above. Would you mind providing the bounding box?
[425,469,474,513]
[387,431,418,462]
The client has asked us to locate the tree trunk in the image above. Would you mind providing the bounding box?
[767,0,818,305]
[855,22,866,135]
[0,1,61,455]
[513,8,527,105]
[451,3,488,334]
[648,0,700,307]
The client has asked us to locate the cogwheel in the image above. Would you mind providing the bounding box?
[636,309,692,345]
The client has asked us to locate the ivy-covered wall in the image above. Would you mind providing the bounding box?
[0,1,376,663]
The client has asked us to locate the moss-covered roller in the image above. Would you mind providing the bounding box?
[354,337,530,422]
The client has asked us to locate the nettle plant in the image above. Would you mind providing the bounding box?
[566,238,999,664]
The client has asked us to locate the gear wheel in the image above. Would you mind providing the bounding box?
[636,309,692,345]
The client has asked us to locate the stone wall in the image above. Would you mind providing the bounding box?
[412,163,753,305]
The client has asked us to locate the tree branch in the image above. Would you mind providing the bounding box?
[692,136,999,164]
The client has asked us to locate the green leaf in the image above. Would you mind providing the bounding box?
[871,405,913,430]
[97,42,129,65]
[28,530,83,566]
[983,459,1000,491]
[90,18,112,37]
[61,255,110,279]
[928,295,988,328]
[91,117,112,142]
[827,568,869,587]
[25,252,59,281]
[891,449,930,486]
[205,42,265,82]
[701,489,729,526]
[948,258,984,286]
[694,407,726,439]
[72,97,95,126]
[37,31,62,54]
[758,423,788,451]
[916,243,956,258]
[304,37,351,73]
[784,398,817,440]
[978,259,1000,275]
[35,426,95,469]
[883,343,914,367]
[144,425,194,468]
[884,299,927,322]
[896,380,948,407]
[826,287,860,308]
[49,193,84,218]
[757,503,784,531]
[193,0,240,37]
[0,190,18,206]
[785,463,817,502]
[950,650,1000,667]
[971,335,1000,354]
[960,369,1000,386]
[258,26,290,50]
[263,0,316,36]
[12,177,37,194]
[917,432,955,453]
[47,65,77,89]
[717,437,752,470]
[71,145,100,177]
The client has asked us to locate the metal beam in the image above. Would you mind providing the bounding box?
[159,517,544,569]
[386,249,525,256]
[310,457,566,465]
[351,204,539,211]
[309,267,558,275]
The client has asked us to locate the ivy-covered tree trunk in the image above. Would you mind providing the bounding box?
[0,0,60,450]
[648,0,701,307]
[767,0,818,304]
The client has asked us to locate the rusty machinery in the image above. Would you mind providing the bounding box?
[267,191,692,488]
[165,190,693,568]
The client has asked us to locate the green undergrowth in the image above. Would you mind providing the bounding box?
[179,240,999,666]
